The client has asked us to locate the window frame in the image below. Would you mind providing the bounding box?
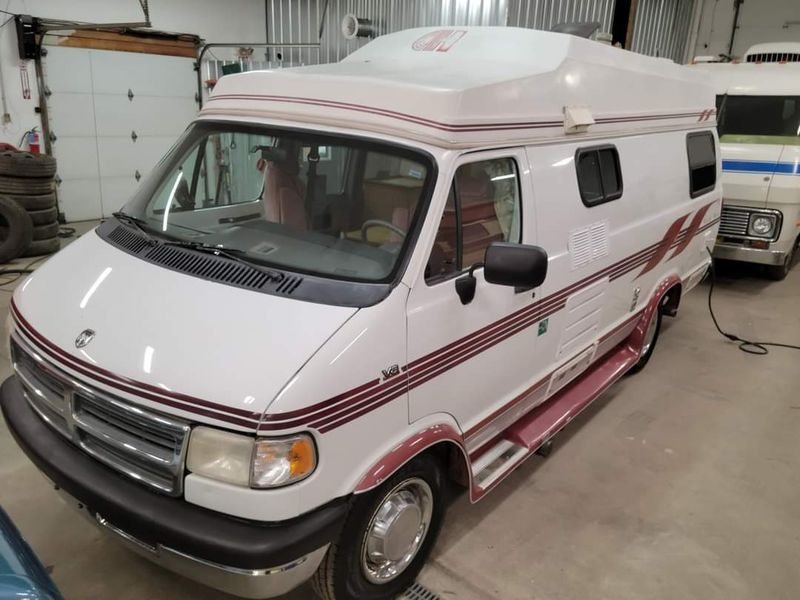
[686,130,717,199]
[424,155,523,286]
[574,144,624,207]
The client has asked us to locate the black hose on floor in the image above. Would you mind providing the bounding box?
[706,248,800,355]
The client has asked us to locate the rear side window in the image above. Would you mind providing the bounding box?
[575,146,622,206]
[687,132,716,197]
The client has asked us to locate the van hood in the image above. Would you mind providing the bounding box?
[12,230,357,429]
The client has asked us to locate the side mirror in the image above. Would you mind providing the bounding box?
[484,242,548,290]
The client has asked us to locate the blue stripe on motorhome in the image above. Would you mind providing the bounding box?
[722,160,800,175]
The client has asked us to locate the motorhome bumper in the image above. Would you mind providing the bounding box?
[0,375,347,598]
[712,243,787,266]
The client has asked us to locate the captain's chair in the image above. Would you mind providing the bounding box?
[262,142,308,230]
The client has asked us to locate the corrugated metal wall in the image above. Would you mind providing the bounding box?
[258,0,693,67]
[630,0,696,62]
[506,0,615,32]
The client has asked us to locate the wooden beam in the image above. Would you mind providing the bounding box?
[43,30,198,58]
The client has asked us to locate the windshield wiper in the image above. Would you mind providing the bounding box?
[160,240,285,282]
[112,211,157,243]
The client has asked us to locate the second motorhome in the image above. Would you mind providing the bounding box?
[1,27,720,599]
[694,43,800,279]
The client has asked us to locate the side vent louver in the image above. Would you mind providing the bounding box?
[105,225,302,295]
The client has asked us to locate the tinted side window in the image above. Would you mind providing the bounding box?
[687,132,716,198]
[576,146,622,206]
[425,158,522,283]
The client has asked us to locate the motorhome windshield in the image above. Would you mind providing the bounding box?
[717,95,800,144]
[123,122,433,283]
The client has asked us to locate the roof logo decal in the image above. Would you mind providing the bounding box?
[411,30,466,53]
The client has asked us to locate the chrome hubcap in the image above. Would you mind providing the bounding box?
[361,478,433,584]
[641,310,659,356]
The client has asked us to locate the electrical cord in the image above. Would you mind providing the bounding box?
[0,255,49,289]
[706,248,800,355]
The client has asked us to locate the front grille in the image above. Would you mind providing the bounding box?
[718,207,750,237]
[11,336,190,496]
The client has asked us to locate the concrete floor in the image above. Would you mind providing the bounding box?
[1,226,799,599]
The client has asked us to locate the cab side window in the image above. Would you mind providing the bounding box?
[425,158,522,283]
[686,131,716,198]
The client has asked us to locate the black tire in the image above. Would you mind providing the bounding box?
[28,207,58,226]
[20,236,59,258]
[628,305,662,374]
[0,175,54,195]
[765,244,795,281]
[4,192,56,211]
[0,195,33,263]
[0,151,57,178]
[311,454,445,600]
[32,222,59,241]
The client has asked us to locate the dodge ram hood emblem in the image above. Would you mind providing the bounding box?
[75,329,95,348]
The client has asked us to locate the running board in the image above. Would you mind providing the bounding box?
[470,342,639,499]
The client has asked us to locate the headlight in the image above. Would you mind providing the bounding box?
[749,215,775,237]
[187,427,316,488]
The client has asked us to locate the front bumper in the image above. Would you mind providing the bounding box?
[0,376,348,598]
[712,242,787,266]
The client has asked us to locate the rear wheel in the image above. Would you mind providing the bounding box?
[628,304,662,374]
[312,454,445,600]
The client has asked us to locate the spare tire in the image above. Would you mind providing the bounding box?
[0,195,33,263]
[28,206,58,226]
[20,236,59,258]
[32,222,59,240]
[0,151,57,178]
[6,192,56,211]
[0,175,54,195]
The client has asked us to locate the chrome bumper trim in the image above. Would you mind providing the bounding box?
[55,486,327,599]
[712,243,787,266]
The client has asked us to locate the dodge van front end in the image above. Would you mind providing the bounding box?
[0,118,437,598]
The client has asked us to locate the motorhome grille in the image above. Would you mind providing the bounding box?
[105,224,303,296]
[718,207,750,237]
[11,336,190,496]
[400,583,442,600]
[745,53,800,63]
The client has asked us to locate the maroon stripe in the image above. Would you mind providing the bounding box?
[11,302,262,425]
[260,377,381,422]
[207,94,710,134]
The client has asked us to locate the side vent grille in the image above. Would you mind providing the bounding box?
[107,224,152,254]
[745,52,800,63]
[105,225,302,295]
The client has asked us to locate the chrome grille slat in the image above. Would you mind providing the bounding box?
[11,335,190,496]
[719,207,750,237]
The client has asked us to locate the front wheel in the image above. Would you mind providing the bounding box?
[765,244,796,281]
[311,454,445,600]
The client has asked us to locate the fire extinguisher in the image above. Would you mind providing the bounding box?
[25,128,40,154]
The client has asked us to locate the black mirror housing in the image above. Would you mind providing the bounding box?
[484,242,548,289]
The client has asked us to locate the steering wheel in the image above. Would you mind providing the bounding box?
[360,219,407,242]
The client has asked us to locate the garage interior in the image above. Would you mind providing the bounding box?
[0,1,799,599]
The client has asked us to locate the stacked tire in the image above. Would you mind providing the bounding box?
[0,151,60,263]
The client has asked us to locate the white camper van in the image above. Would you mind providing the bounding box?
[693,43,800,279]
[1,28,720,600]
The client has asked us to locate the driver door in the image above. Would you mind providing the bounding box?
[406,149,545,452]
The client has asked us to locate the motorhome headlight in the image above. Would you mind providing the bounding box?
[251,434,317,488]
[749,215,775,237]
[187,427,317,488]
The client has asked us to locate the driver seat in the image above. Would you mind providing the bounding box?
[263,144,308,230]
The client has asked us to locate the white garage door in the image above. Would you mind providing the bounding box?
[44,46,197,222]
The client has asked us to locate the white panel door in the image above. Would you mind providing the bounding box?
[45,46,197,221]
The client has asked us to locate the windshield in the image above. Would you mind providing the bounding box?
[123,122,433,283]
[717,94,800,144]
